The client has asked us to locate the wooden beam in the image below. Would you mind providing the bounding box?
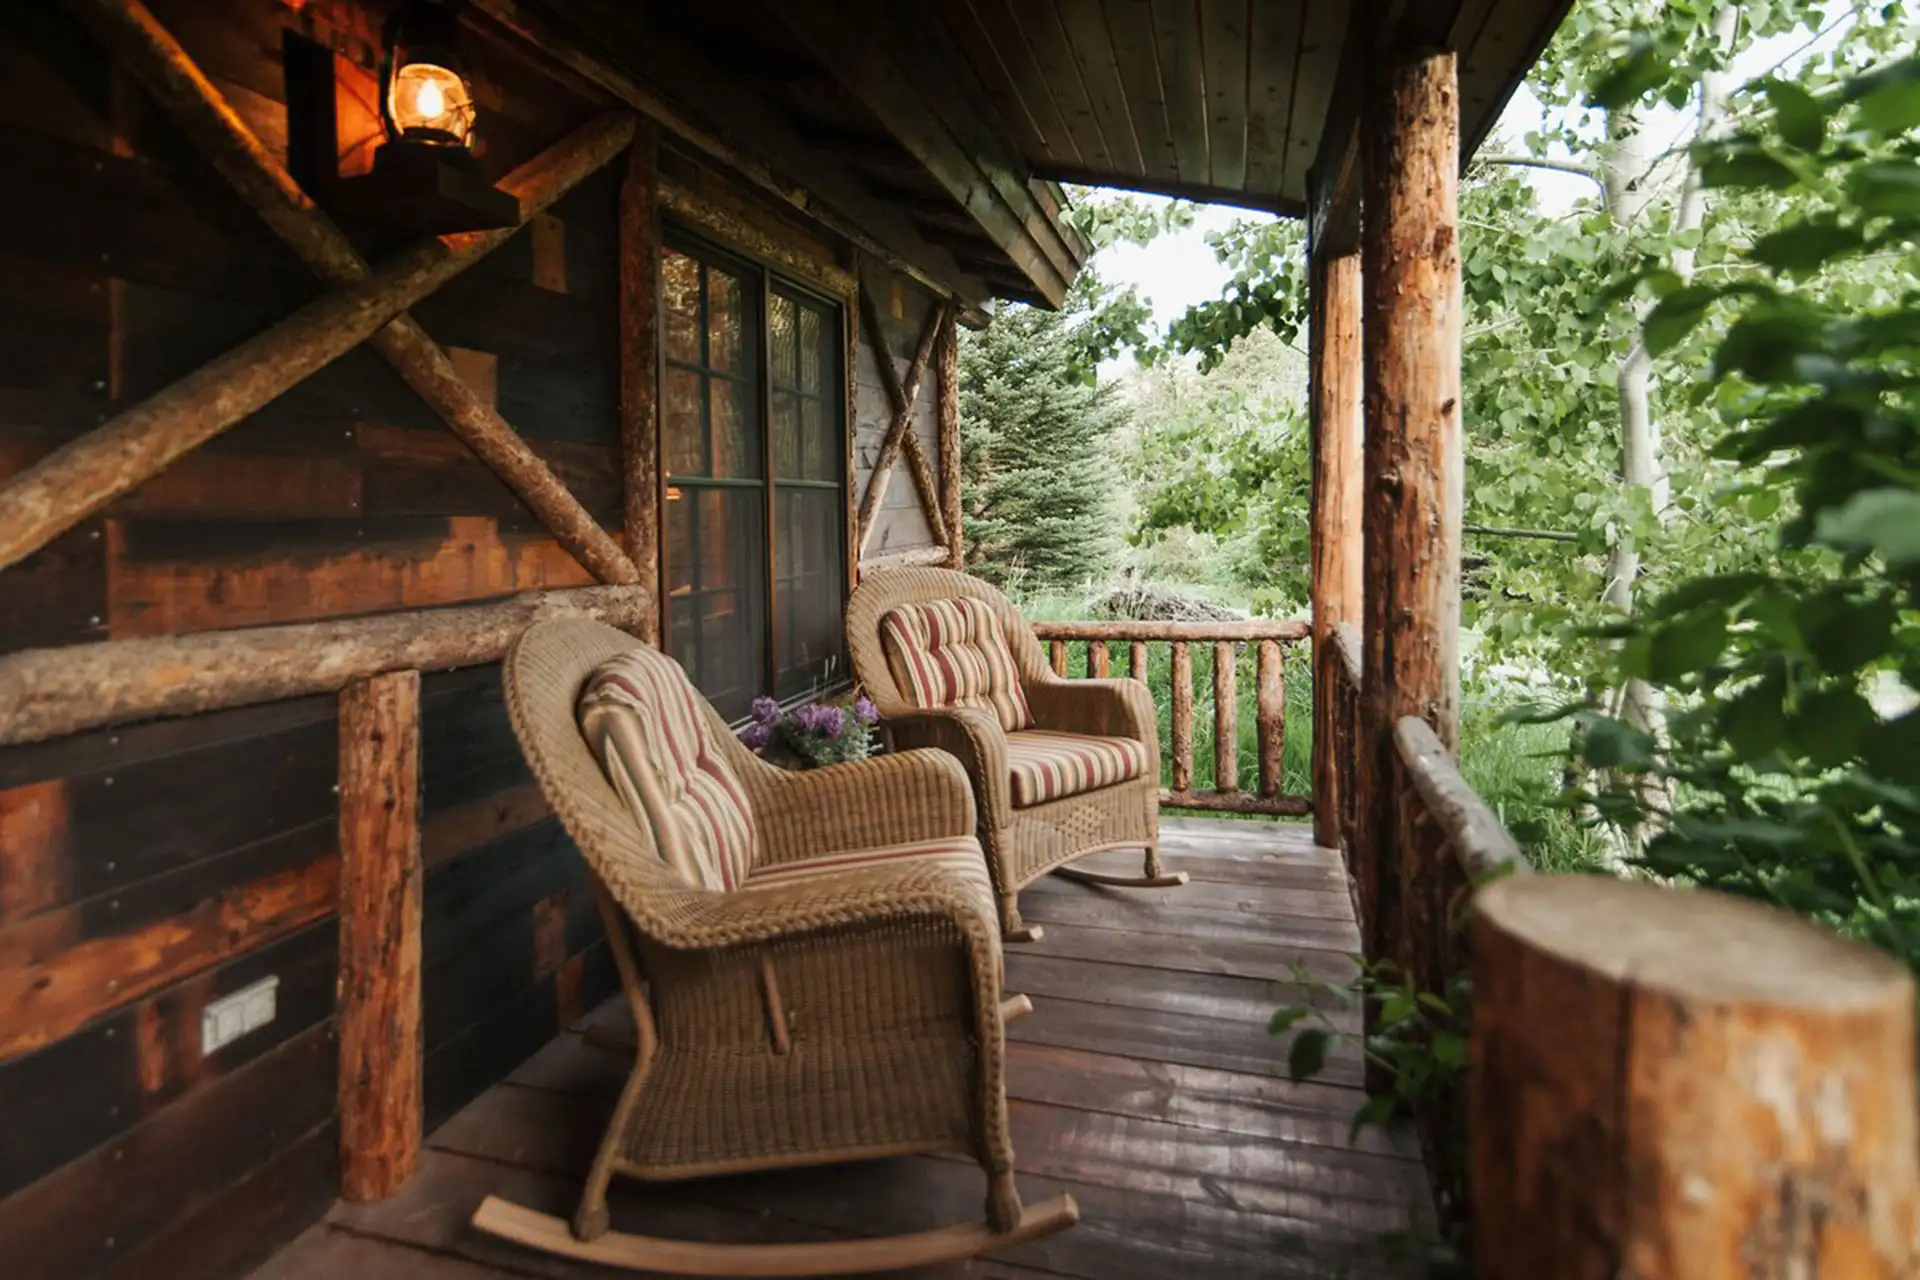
[0,111,633,575]
[1309,250,1364,852]
[472,0,991,308]
[1032,164,1307,220]
[656,180,856,301]
[1304,3,1369,261]
[72,0,639,586]
[1358,48,1463,990]
[337,669,423,1204]
[620,124,663,640]
[855,295,949,553]
[1472,875,1920,1279]
[936,307,963,569]
[0,586,652,748]
[767,0,1078,306]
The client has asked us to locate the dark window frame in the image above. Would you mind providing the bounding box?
[660,229,850,719]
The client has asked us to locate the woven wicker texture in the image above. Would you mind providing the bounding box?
[847,569,1163,932]
[502,617,1025,1230]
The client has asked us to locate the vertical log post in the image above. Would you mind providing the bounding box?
[619,120,662,640]
[338,669,423,1203]
[1169,642,1194,793]
[1049,639,1069,677]
[1256,639,1286,798]
[1472,876,1920,1279]
[1212,642,1237,793]
[936,308,963,569]
[1089,642,1109,679]
[1129,641,1148,683]
[1309,250,1364,851]
[1359,47,1463,992]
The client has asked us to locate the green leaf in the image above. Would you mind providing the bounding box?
[1647,608,1728,682]
[1851,162,1920,218]
[1268,1006,1311,1036]
[1430,1032,1469,1070]
[1349,1094,1398,1145]
[1852,64,1920,136]
[1762,80,1829,152]
[1701,145,1800,192]
[1814,491,1920,568]
[1802,593,1899,675]
[1588,38,1671,111]
[1582,718,1657,770]
[1791,688,1877,768]
[1751,220,1865,274]
[1721,676,1789,763]
[1288,1028,1332,1083]
[1644,285,1718,356]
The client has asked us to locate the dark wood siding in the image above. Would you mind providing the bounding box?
[0,4,621,1277]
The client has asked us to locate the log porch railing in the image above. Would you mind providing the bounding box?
[1028,619,1311,818]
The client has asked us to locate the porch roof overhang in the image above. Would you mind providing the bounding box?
[485,0,1569,308]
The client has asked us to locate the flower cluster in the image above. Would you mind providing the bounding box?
[738,693,879,768]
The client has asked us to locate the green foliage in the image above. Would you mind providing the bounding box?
[1570,52,1920,969]
[1274,957,1477,1276]
[958,284,1129,593]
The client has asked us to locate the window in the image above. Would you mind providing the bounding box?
[660,237,847,721]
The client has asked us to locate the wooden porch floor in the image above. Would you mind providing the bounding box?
[254,817,1431,1280]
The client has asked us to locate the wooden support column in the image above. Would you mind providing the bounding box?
[1472,876,1920,1279]
[619,121,663,636]
[1358,47,1463,981]
[1309,250,1363,852]
[338,670,423,1203]
[936,308,963,568]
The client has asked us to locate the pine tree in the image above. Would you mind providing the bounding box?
[958,293,1128,593]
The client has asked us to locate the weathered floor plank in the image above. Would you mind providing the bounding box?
[252,817,1428,1279]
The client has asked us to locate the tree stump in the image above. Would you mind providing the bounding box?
[1471,875,1920,1279]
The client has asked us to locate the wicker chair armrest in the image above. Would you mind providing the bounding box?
[744,748,977,869]
[1024,676,1159,753]
[669,860,999,959]
[882,707,1010,828]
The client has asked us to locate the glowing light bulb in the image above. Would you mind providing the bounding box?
[416,77,444,121]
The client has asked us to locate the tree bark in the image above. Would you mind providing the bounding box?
[1359,47,1463,994]
[937,308,964,569]
[338,670,423,1204]
[0,585,652,747]
[1472,875,1920,1279]
[1309,250,1363,850]
[620,122,664,633]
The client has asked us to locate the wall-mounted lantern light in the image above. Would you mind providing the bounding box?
[333,0,519,233]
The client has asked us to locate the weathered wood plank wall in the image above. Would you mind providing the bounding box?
[0,4,625,1276]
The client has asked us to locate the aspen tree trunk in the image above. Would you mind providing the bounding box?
[1600,4,1742,855]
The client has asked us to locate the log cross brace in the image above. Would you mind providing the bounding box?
[856,293,951,555]
[1,0,640,583]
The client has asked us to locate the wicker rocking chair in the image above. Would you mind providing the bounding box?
[846,568,1182,943]
[470,617,1076,1274]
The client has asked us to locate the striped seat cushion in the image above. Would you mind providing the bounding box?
[1005,730,1151,808]
[748,836,997,927]
[578,647,756,892]
[880,597,1032,732]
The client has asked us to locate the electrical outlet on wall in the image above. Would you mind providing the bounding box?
[201,975,279,1056]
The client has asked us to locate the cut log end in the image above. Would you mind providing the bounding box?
[1480,875,1911,1010]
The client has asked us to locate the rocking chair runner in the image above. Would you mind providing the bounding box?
[846,568,1182,943]
[472,617,1076,1274]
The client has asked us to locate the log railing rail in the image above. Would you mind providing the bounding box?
[1029,619,1311,818]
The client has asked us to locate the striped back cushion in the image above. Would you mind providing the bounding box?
[576,646,756,892]
[880,597,1032,732]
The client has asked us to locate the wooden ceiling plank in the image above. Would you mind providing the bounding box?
[1280,0,1349,203]
[1198,0,1250,191]
[1148,0,1211,187]
[1098,0,1178,183]
[1056,0,1148,178]
[929,0,1058,165]
[1244,0,1305,199]
[474,0,993,307]
[768,0,1077,305]
[1457,0,1562,156]
[954,0,1084,169]
[1002,0,1115,173]
[1029,164,1302,217]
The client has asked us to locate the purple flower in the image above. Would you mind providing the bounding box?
[852,696,879,726]
[738,721,773,751]
[793,703,844,737]
[750,696,781,725]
